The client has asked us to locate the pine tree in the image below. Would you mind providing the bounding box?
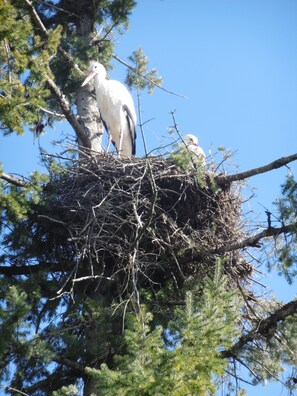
[0,2,297,396]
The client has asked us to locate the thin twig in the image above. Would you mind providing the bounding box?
[113,54,187,99]
[38,106,65,119]
[5,387,29,396]
[36,0,80,17]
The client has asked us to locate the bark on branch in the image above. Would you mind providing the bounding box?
[0,261,71,276]
[222,299,297,358]
[45,76,91,148]
[216,153,297,184]
[175,222,296,267]
[0,172,28,187]
[210,222,297,254]
[52,355,87,375]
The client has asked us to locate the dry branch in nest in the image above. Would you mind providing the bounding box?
[38,154,252,299]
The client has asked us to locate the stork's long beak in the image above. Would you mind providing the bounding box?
[81,70,97,87]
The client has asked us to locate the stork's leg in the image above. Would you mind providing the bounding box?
[106,133,112,153]
[118,128,123,159]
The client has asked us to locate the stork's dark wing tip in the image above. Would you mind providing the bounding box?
[132,129,136,156]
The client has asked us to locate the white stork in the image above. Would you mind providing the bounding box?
[183,134,206,165]
[81,61,137,158]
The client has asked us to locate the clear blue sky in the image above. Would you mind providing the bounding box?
[1,1,297,395]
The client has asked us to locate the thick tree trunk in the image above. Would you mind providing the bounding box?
[74,5,104,393]
[83,376,98,396]
[76,85,103,153]
[74,1,104,153]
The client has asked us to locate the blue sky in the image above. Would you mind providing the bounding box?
[1,1,297,395]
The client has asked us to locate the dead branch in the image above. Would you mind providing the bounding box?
[210,223,297,254]
[222,299,297,358]
[217,153,297,184]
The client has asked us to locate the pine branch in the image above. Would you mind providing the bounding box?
[222,299,297,358]
[0,172,28,187]
[23,0,83,75]
[216,153,297,184]
[22,0,90,148]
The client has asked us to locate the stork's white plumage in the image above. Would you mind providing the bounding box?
[81,61,137,158]
[183,134,206,165]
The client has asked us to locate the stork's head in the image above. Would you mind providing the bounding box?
[81,61,107,86]
[183,134,199,146]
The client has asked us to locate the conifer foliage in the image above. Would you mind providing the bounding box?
[0,1,297,396]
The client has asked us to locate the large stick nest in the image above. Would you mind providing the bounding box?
[38,154,251,298]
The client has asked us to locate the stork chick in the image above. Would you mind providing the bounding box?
[183,134,206,165]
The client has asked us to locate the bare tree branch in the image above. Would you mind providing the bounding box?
[174,223,296,268]
[216,153,297,184]
[4,387,29,396]
[0,261,68,276]
[52,355,86,375]
[36,0,80,17]
[38,106,65,119]
[222,299,297,358]
[45,76,90,148]
[0,172,28,187]
[23,0,47,35]
[22,369,79,394]
[210,222,297,254]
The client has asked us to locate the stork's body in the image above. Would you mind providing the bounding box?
[82,62,137,158]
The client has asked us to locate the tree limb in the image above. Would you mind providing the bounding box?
[0,261,71,276]
[216,153,297,184]
[22,369,79,394]
[23,0,83,75]
[52,355,86,375]
[174,223,296,267]
[36,0,80,18]
[45,76,91,148]
[0,172,28,187]
[210,222,297,254]
[222,299,297,358]
[22,0,90,148]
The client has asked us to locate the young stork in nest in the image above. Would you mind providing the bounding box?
[82,61,137,158]
[183,134,206,165]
